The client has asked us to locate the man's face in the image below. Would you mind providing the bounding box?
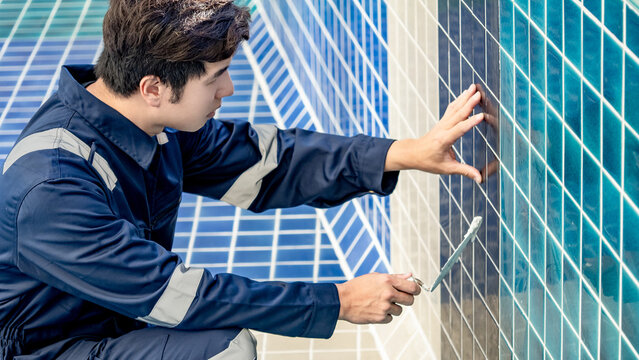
[161,58,234,132]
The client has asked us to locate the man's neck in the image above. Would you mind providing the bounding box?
[86,79,163,137]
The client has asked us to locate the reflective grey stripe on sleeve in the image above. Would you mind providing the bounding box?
[137,263,204,328]
[2,128,118,191]
[208,329,257,360]
[221,124,279,209]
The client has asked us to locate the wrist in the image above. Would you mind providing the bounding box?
[335,283,346,320]
[384,139,416,171]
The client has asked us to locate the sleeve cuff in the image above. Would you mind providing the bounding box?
[356,136,400,196]
[300,283,341,338]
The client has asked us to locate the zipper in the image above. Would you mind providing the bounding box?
[150,195,182,229]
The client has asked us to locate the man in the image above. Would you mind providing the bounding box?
[0,0,485,359]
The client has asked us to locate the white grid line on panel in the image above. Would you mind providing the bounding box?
[0,0,32,61]
[0,0,62,128]
[226,207,241,273]
[269,209,281,280]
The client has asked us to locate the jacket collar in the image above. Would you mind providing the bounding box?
[58,65,158,169]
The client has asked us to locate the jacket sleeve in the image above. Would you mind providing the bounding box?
[15,177,339,338]
[177,119,399,212]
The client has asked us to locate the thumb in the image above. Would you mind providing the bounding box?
[452,163,482,184]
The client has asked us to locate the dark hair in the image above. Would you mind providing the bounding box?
[95,0,250,102]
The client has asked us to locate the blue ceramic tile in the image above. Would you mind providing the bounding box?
[503,224,515,288]
[600,309,620,358]
[546,0,563,48]
[530,152,545,215]
[621,269,639,350]
[450,0,461,46]
[582,15,602,91]
[530,88,545,155]
[438,0,448,31]
[564,0,582,69]
[582,152,601,222]
[564,64,581,136]
[623,200,639,277]
[584,0,602,19]
[501,112,515,175]
[602,106,623,184]
[625,128,639,207]
[529,26,546,93]
[515,130,529,195]
[500,0,514,55]
[562,319,580,358]
[502,172,515,232]
[581,285,600,357]
[530,0,544,29]
[604,0,624,40]
[546,108,563,179]
[582,84,601,161]
[545,292,562,358]
[603,33,623,112]
[626,55,639,134]
[563,257,581,328]
[602,175,621,253]
[514,7,529,75]
[546,45,563,113]
[628,5,639,57]
[564,196,581,265]
[564,130,582,201]
[601,242,621,318]
[546,172,563,243]
[530,211,545,274]
[515,70,529,131]
[501,49,515,115]
[582,218,601,291]
[461,4,474,61]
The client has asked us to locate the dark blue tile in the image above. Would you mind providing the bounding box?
[546,0,563,48]
[623,200,639,277]
[604,0,624,40]
[603,34,623,112]
[450,0,461,46]
[515,70,529,131]
[626,55,639,135]
[530,26,546,94]
[583,14,602,90]
[602,175,622,253]
[546,108,563,179]
[546,173,563,243]
[486,34,500,91]
[485,0,499,38]
[583,84,601,161]
[439,28,449,83]
[582,152,601,228]
[564,195,581,265]
[582,219,600,291]
[500,0,514,55]
[530,152,545,216]
[462,57,474,91]
[451,45,462,96]
[564,0,582,69]
[486,203,500,263]
[473,0,485,23]
[514,7,529,75]
[625,128,639,207]
[581,285,600,357]
[564,65,582,136]
[546,46,563,113]
[530,89,545,155]
[472,20,486,81]
[602,106,623,183]
[514,0,527,14]
[564,130,582,201]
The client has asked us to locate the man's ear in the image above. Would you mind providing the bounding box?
[139,75,165,107]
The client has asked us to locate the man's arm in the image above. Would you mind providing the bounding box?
[15,177,339,338]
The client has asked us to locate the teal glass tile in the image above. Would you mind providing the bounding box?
[547,45,563,113]
[564,130,582,202]
[529,271,545,331]
[563,256,581,327]
[530,151,545,216]
[582,218,601,291]
[530,0,544,29]
[624,128,639,206]
[604,0,624,40]
[582,84,601,161]
[564,65,582,136]
[602,175,621,253]
[503,173,515,233]
[530,89,545,155]
[529,328,543,359]
[603,33,623,112]
[530,26,546,93]
[562,320,580,359]
[547,110,563,180]
[501,49,515,116]
[621,269,639,350]
[600,309,620,358]
[501,280,514,344]
[601,242,620,318]
[582,151,601,222]
[515,70,529,131]
[503,224,515,287]
[626,54,639,133]
[621,338,639,360]
[584,0,602,19]
[530,211,545,275]
[500,334,514,359]
[546,230,563,299]
[582,14,602,90]
[581,284,600,357]
[602,106,622,183]
[626,3,639,57]
[545,292,562,358]
[547,172,563,241]
[623,200,639,276]
[515,130,529,195]
[564,0,582,69]
[564,196,581,265]
[546,0,563,48]
[513,304,528,359]
[514,7,529,75]
[500,0,514,55]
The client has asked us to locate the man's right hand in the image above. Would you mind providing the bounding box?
[335,272,421,324]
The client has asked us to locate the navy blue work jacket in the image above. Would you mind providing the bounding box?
[0,65,399,357]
